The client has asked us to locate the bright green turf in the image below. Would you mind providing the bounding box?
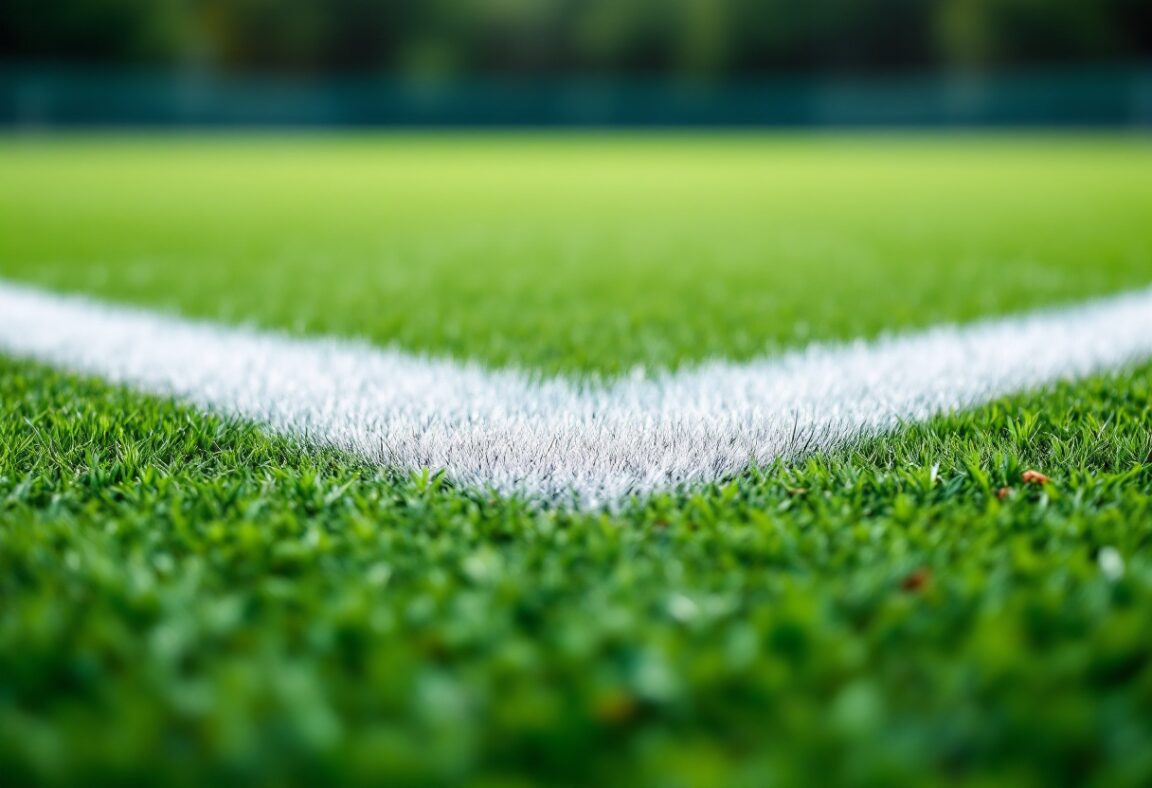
[2,135,1151,372]
[3,359,1151,786]
[2,135,1152,786]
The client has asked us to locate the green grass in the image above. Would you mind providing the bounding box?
[2,135,1151,371]
[2,134,1152,786]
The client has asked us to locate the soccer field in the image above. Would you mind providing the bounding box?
[3,135,1152,784]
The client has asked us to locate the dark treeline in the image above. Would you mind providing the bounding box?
[4,0,1151,78]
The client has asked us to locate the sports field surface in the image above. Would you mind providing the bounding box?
[2,135,1152,785]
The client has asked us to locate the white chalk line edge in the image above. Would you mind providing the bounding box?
[2,280,1152,508]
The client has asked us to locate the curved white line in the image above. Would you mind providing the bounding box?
[2,280,1151,507]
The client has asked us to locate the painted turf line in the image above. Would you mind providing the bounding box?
[2,280,1152,507]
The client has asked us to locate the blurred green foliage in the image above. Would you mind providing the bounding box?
[3,0,1150,78]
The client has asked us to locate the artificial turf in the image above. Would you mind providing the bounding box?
[1,135,1151,785]
[2,135,1151,372]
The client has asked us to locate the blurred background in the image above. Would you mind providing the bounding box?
[3,0,1151,127]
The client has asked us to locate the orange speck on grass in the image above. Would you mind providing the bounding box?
[1021,470,1050,485]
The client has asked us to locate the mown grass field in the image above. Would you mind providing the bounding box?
[2,135,1152,785]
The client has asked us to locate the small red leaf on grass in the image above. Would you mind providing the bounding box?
[996,487,1013,500]
[1021,470,1049,485]
[901,568,932,592]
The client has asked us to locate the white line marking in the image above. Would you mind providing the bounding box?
[2,280,1151,507]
